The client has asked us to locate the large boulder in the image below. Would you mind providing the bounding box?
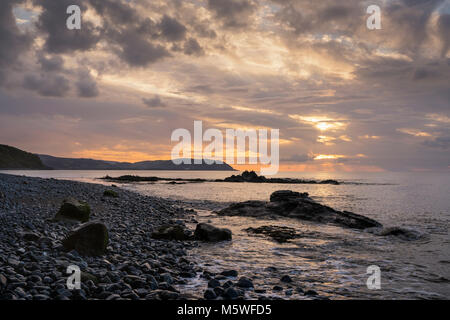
[194,223,232,242]
[62,222,108,256]
[151,224,193,241]
[218,190,382,230]
[54,198,90,223]
[103,189,119,198]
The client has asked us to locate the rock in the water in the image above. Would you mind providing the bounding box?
[369,226,423,240]
[204,289,217,300]
[151,224,192,241]
[280,275,293,283]
[218,190,382,230]
[224,170,266,182]
[62,222,108,256]
[208,279,221,288]
[223,287,239,299]
[194,223,232,242]
[305,289,318,296]
[237,277,254,288]
[221,270,238,277]
[244,225,301,243]
[54,198,90,223]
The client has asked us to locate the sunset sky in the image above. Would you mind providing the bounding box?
[0,0,449,172]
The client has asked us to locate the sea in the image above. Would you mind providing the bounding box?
[2,170,449,299]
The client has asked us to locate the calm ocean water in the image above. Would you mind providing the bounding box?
[2,170,449,299]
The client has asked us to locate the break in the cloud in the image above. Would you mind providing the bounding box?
[0,0,449,172]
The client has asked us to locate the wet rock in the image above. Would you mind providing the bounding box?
[218,190,382,230]
[158,290,179,300]
[54,198,90,223]
[280,275,293,283]
[245,226,301,243]
[223,287,239,299]
[223,280,233,289]
[62,222,109,256]
[208,279,221,288]
[369,226,423,240]
[237,277,253,288]
[151,224,192,241]
[204,289,217,300]
[214,287,225,297]
[224,171,266,183]
[220,270,238,277]
[194,223,232,242]
[273,285,283,291]
[305,289,318,296]
[296,287,304,294]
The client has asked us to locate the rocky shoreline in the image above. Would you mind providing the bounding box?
[0,173,327,301]
[0,173,418,301]
[0,173,250,300]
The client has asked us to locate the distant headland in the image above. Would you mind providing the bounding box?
[0,144,235,171]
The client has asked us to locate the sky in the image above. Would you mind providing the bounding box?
[0,0,449,172]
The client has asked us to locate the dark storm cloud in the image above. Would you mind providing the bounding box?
[438,14,450,56]
[386,0,445,53]
[207,0,257,29]
[0,0,31,84]
[89,0,138,25]
[33,0,101,54]
[158,15,187,41]
[111,30,171,67]
[76,70,99,98]
[24,74,70,97]
[424,137,450,149]
[183,38,204,56]
[142,96,166,108]
[38,54,64,72]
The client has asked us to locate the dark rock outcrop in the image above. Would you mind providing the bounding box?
[221,171,340,185]
[218,190,382,230]
[151,224,193,241]
[224,170,267,182]
[194,223,232,242]
[244,225,302,243]
[0,144,48,169]
[368,226,424,240]
[54,198,90,223]
[62,222,109,256]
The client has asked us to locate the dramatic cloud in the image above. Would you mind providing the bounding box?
[76,70,99,98]
[23,74,70,97]
[158,15,187,42]
[0,0,31,85]
[143,96,166,108]
[33,0,101,54]
[38,54,65,72]
[0,0,448,171]
[207,0,257,29]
